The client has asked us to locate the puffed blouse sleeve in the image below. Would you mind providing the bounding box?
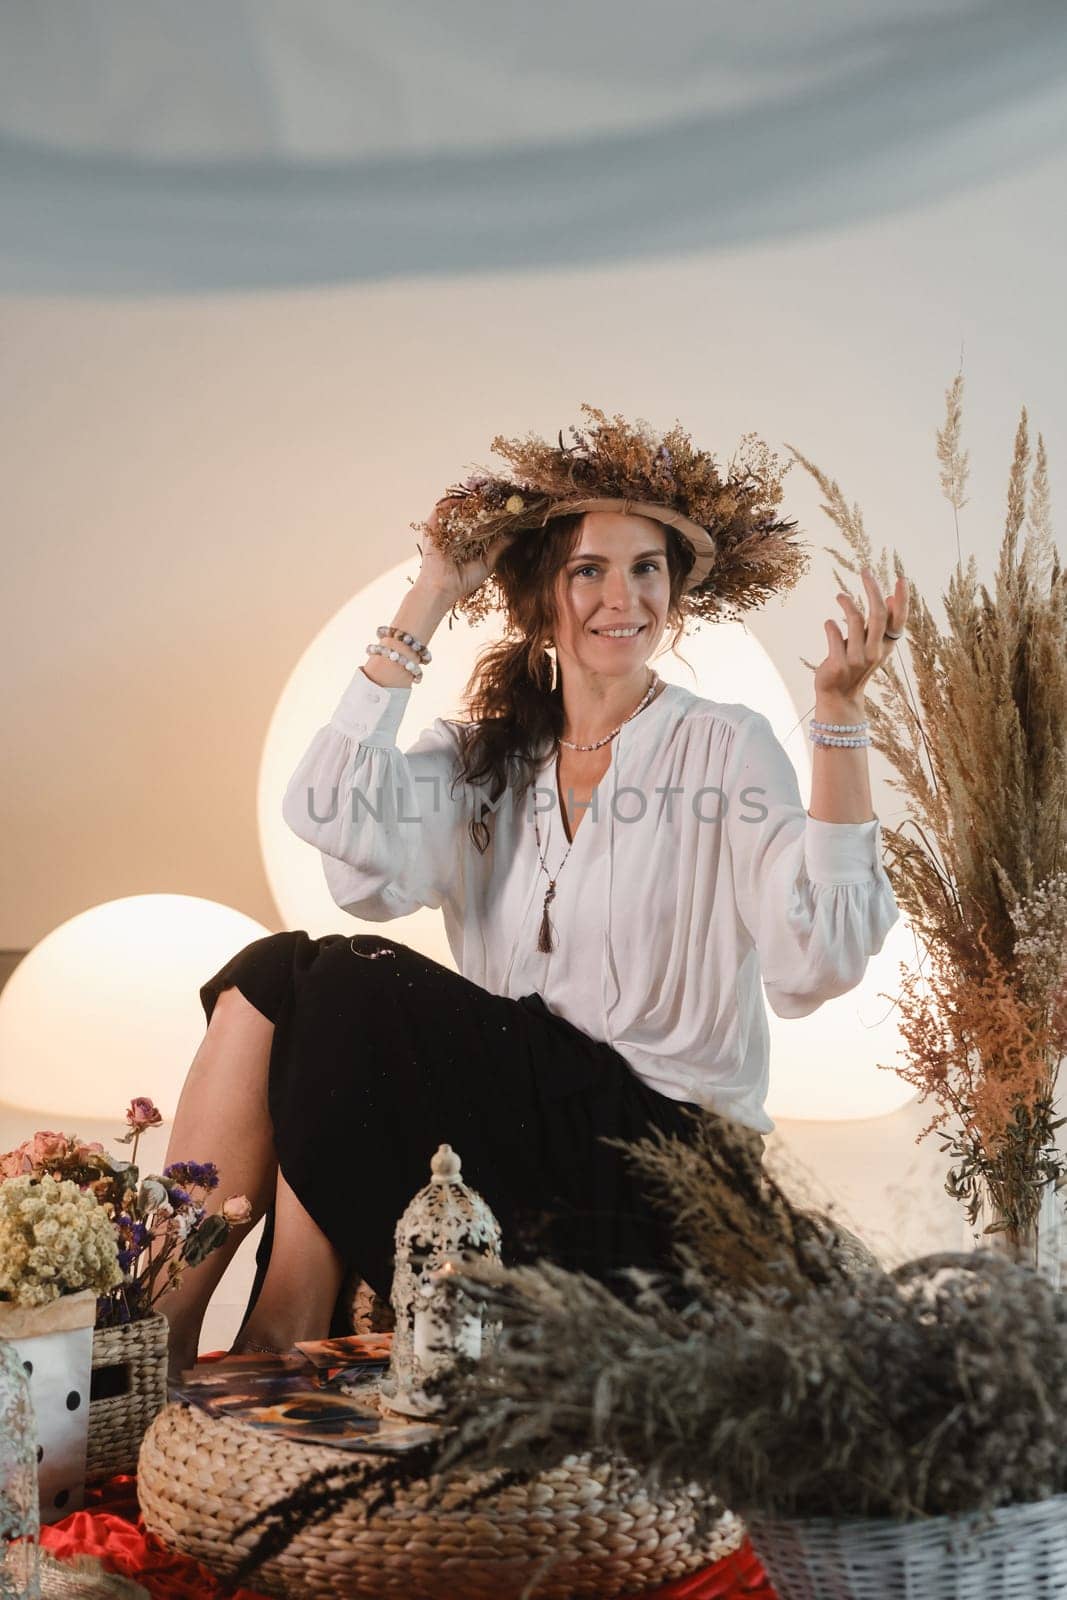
[723,708,900,1018]
[281,665,470,922]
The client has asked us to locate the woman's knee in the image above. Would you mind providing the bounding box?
[207,982,275,1043]
[200,930,301,1032]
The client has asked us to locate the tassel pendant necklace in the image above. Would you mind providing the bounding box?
[533,754,572,954]
[531,670,660,954]
[536,871,560,955]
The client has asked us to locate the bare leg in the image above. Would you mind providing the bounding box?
[232,1166,346,1353]
[157,985,278,1376]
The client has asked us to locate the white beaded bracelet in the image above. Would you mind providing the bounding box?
[365,641,423,683]
[809,715,870,748]
[809,728,871,747]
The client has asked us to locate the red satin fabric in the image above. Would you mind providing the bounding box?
[39,1478,272,1600]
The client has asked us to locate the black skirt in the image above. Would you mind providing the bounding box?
[199,930,703,1335]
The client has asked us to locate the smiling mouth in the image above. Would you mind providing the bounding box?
[591,624,648,637]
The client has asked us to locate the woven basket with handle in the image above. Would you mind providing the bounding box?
[138,1398,745,1600]
[86,1313,168,1482]
[744,1495,1067,1600]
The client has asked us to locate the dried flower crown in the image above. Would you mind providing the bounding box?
[412,404,811,627]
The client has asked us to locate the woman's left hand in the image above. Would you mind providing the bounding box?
[814,567,909,709]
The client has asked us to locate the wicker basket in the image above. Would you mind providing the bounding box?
[138,1400,746,1600]
[744,1494,1067,1599]
[86,1313,168,1482]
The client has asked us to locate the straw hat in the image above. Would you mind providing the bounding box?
[413,403,811,628]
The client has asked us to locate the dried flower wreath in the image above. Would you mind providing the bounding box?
[411,404,811,627]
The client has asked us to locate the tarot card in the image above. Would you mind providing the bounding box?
[178,1351,312,1386]
[292,1333,394,1370]
[173,1372,321,1413]
[208,1388,394,1446]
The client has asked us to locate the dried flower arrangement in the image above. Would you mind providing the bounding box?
[0,1174,122,1307]
[786,373,1067,1253]
[414,403,810,627]
[0,1098,251,1328]
[231,1112,1067,1583]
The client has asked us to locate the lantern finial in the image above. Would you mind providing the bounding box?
[430,1143,462,1183]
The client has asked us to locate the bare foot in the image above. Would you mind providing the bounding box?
[166,1337,200,1385]
[229,1337,283,1356]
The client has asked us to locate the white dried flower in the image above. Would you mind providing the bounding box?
[0,1175,122,1307]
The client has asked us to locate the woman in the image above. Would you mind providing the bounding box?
[160,409,908,1375]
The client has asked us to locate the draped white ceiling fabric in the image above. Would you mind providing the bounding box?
[1,0,1065,294]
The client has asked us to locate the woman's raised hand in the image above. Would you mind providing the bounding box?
[814,567,909,711]
[416,497,514,603]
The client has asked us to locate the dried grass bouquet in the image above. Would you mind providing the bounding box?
[787,373,1067,1251]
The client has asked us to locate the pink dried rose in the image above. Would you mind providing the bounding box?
[221,1194,253,1226]
[125,1098,163,1134]
[29,1130,74,1166]
[0,1143,32,1179]
[0,1134,109,1181]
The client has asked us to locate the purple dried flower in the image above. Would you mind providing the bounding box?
[164,1160,219,1192]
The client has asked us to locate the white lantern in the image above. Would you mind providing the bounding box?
[380,1144,502,1419]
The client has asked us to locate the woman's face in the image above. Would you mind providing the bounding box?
[549,512,671,677]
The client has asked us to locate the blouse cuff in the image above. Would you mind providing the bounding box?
[329,665,412,746]
[804,813,884,885]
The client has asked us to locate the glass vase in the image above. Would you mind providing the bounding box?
[968,1177,1067,1288]
[0,1337,40,1600]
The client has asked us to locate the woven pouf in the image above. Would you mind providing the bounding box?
[138,1401,745,1600]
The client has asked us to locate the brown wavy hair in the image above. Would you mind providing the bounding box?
[449,512,697,852]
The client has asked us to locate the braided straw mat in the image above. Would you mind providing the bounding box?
[40,1549,149,1600]
[138,1401,745,1600]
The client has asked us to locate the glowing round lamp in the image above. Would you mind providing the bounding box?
[0,896,271,1120]
[260,554,915,1120]
[764,914,916,1121]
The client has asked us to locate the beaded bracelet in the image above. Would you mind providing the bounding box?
[365,640,424,683]
[809,716,871,748]
[378,625,432,664]
[810,731,872,747]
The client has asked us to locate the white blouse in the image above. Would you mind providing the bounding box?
[281,665,900,1134]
